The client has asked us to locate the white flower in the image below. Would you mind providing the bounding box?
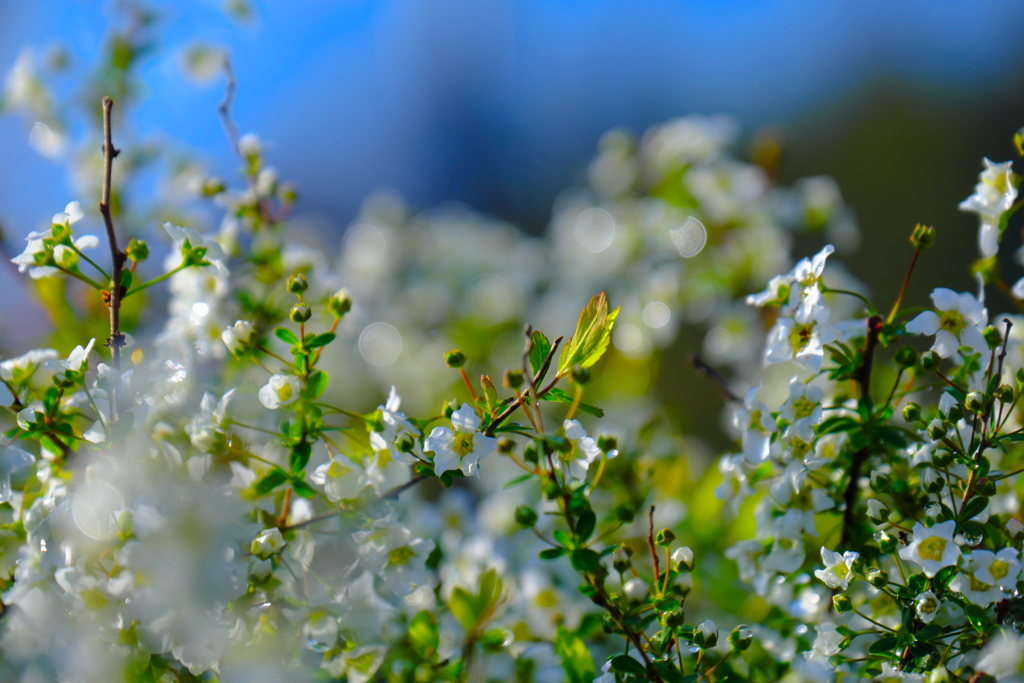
[672,546,694,572]
[560,419,602,480]
[976,628,1024,678]
[813,547,858,590]
[806,623,844,662]
[354,516,435,596]
[732,384,776,465]
[164,222,227,275]
[974,547,1021,591]
[915,591,940,624]
[950,551,1004,607]
[44,338,94,380]
[905,288,988,359]
[251,528,285,559]
[423,403,496,477]
[623,577,648,602]
[258,374,300,409]
[187,389,235,452]
[764,316,838,373]
[311,455,367,502]
[369,386,421,463]
[898,521,960,578]
[959,158,1017,257]
[221,320,256,357]
[778,378,823,433]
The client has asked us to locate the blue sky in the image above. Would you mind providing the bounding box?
[2,0,1024,236]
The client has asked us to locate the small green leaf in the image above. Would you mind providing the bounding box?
[449,587,476,631]
[610,654,646,676]
[558,292,620,376]
[119,269,133,291]
[554,626,597,683]
[304,370,329,400]
[529,331,552,378]
[290,477,317,499]
[503,474,533,489]
[541,387,605,417]
[289,441,312,473]
[255,469,289,496]
[575,510,596,543]
[959,496,988,522]
[570,548,600,573]
[307,332,336,349]
[869,636,900,655]
[408,611,439,657]
[274,327,299,345]
[539,548,567,560]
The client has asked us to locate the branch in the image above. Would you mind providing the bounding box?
[99,97,127,402]
[217,56,244,162]
[688,352,740,403]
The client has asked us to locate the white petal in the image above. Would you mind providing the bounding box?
[933,330,958,358]
[73,235,100,250]
[905,311,939,336]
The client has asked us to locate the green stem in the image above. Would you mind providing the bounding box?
[125,263,188,296]
[56,265,104,290]
[72,246,110,281]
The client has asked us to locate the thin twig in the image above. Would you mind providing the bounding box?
[647,506,661,584]
[688,352,740,403]
[217,57,244,162]
[99,96,126,411]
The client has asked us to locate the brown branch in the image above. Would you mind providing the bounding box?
[688,352,740,403]
[99,97,126,402]
[279,474,427,532]
[647,505,661,584]
[484,333,563,436]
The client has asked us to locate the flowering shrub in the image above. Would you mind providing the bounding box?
[4,8,1024,683]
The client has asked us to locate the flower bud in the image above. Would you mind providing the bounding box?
[503,368,524,389]
[655,528,675,546]
[694,620,718,649]
[910,223,935,250]
[875,530,897,554]
[614,503,635,523]
[612,545,633,573]
[365,410,384,434]
[919,353,938,372]
[203,177,225,196]
[926,667,952,683]
[1007,517,1024,539]
[571,365,591,384]
[279,182,298,204]
[983,326,1003,349]
[965,391,986,414]
[598,435,618,453]
[975,479,996,498]
[523,441,539,464]
[623,578,648,602]
[444,349,467,368]
[514,505,538,528]
[932,448,954,467]
[251,528,285,559]
[287,273,308,294]
[894,345,918,368]
[866,499,890,524]
[996,384,1015,404]
[832,593,853,613]
[126,238,149,263]
[675,572,693,594]
[902,402,921,422]
[870,471,892,493]
[866,566,889,588]
[53,244,78,270]
[328,289,352,317]
[728,625,753,651]
[289,304,312,323]
[395,432,416,454]
[671,546,694,572]
[946,404,963,422]
[921,468,944,494]
[497,437,515,454]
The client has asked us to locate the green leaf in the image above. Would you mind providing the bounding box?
[503,474,534,489]
[959,496,988,522]
[610,654,646,676]
[558,292,620,376]
[915,624,943,642]
[449,587,476,631]
[554,626,597,683]
[570,548,601,573]
[868,636,900,655]
[291,478,317,499]
[408,611,439,658]
[539,548,567,560]
[541,387,605,417]
[529,331,552,378]
[575,510,597,543]
[307,332,336,349]
[119,268,133,292]
[289,441,312,473]
[304,370,329,400]
[255,469,289,496]
[274,327,299,345]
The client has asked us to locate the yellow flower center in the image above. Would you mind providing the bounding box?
[788,322,815,353]
[792,397,816,420]
[990,560,1010,581]
[938,310,965,336]
[833,564,849,580]
[452,432,475,457]
[388,546,415,566]
[276,381,294,403]
[749,408,768,433]
[969,574,992,593]
[918,536,947,562]
[918,596,937,614]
